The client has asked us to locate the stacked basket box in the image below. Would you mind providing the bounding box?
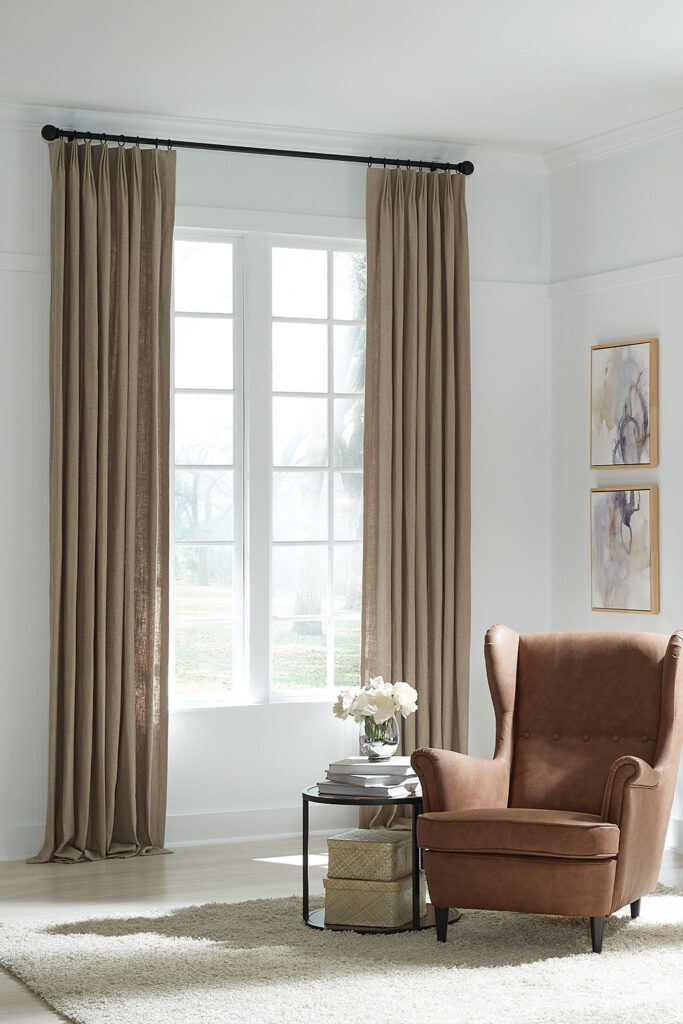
[324,828,426,928]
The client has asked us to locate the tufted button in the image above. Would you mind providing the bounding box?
[522,731,530,739]
[582,734,590,742]
[552,732,560,741]
[641,734,649,743]
[612,735,619,742]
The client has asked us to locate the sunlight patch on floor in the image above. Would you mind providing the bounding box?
[254,854,327,867]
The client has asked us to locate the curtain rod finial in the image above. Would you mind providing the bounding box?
[459,160,474,176]
[41,124,60,142]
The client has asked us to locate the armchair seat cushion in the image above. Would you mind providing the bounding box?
[418,807,620,860]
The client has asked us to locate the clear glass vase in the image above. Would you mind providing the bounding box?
[359,714,400,761]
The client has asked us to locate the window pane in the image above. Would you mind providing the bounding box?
[334,473,362,541]
[334,544,362,614]
[333,251,367,321]
[272,247,327,319]
[175,394,233,465]
[272,322,327,392]
[175,622,232,697]
[334,618,361,686]
[175,546,233,619]
[333,397,363,468]
[175,317,233,390]
[273,398,328,467]
[272,619,328,689]
[174,240,232,314]
[273,471,328,541]
[175,470,233,541]
[273,545,328,618]
[334,326,365,394]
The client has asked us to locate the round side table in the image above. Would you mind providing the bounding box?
[302,785,460,934]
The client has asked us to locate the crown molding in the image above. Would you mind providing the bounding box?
[544,107,683,172]
[0,101,546,174]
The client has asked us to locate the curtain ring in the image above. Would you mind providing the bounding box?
[118,135,125,147]
[367,156,372,167]
[135,136,140,148]
[154,137,159,149]
[167,139,172,150]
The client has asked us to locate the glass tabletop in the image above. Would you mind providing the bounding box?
[302,785,422,806]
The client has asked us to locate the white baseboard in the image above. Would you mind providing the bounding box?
[0,805,356,861]
[164,804,357,848]
[0,823,45,862]
[666,817,683,851]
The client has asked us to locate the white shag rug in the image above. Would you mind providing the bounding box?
[1,887,682,1024]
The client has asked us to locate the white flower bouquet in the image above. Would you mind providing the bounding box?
[333,677,418,724]
[333,677,418,758]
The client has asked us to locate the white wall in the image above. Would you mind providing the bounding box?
[548,130,683,847]
[0,103,550,858]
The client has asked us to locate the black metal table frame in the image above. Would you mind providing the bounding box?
[302,786,423,932]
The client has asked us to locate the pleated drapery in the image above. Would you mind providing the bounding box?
[33,140,176,863]
[362,168,471,758]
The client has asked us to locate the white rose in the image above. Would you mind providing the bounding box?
[393,681,418,719]
[351,689,376,723]
[368,688,397,724]
[332,689,354,720]
[368,675,385,689]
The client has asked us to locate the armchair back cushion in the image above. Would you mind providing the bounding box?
[509,632,666,815]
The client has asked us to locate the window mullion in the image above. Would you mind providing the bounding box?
[327,247,335,692]
[244,233,272,704]
[231,238,246,704]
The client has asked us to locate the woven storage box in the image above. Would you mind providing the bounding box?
[323,871,426,928]
[327,828,412,881]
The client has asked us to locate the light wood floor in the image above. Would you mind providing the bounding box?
[1,837,682,1022]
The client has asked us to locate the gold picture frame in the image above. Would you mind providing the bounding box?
[590,485,659,614]
[590,338,658,469]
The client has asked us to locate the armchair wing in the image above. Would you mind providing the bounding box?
[411,623,518,813]
[411,748,510,812]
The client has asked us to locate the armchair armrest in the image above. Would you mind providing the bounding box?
[411,748,510,813]
[601,755,661,825]
[601,754,669,914]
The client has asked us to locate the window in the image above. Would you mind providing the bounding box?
[171,233,366,705]
[172,238,242,703]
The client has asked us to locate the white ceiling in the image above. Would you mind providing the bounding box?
[2,0,683,153]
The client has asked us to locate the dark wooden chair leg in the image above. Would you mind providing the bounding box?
[590,916,605,953]
[630,898,641,919]
[434,906,449,943]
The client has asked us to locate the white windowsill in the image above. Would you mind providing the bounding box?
[169,689,348,713]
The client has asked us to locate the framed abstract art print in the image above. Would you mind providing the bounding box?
[590,338,658,468]
[590,485,659,614]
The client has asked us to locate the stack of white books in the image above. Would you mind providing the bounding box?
[318,756,421,798]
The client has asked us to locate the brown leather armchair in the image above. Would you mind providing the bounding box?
[411,625,683,952]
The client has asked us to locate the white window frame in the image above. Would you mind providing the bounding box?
[170,227,246,708]
[171,208,366,709]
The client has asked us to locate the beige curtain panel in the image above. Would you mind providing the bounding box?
[362,168,471,758]
[33,140,176,863]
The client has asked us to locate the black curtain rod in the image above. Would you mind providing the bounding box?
[40,124,474,175]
